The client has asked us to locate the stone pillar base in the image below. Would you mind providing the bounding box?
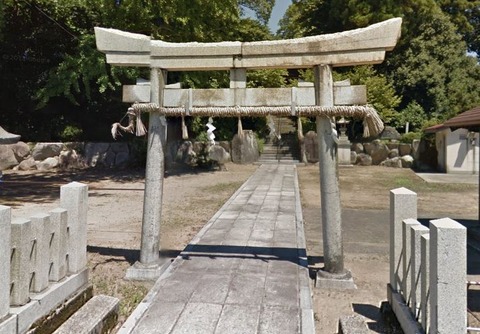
[125,260,170,281]
[315,268,356,290]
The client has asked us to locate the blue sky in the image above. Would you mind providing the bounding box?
[243,0,292,34]
[268,0,292,33]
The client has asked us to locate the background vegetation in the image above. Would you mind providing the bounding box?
[1,0,479,142]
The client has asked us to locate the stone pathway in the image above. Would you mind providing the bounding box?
[120,164,315,334]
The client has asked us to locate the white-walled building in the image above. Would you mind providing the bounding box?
[425,107,480,174]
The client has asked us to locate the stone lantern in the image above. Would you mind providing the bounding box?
[337,117,352,166]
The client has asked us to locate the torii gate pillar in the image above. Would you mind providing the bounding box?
[314,65,353,287]
[126,68,168,280]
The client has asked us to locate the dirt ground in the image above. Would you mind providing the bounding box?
[2,163,479,333]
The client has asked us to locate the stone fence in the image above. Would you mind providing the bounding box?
[0,183,89,334]
[388,188,466,333]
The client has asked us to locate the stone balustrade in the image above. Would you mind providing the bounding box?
[388,187,467,333]
[0,182,89,334]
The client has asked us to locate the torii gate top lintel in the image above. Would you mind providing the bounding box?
[94,18,402,70]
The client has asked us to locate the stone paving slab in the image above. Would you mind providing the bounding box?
[120,164,315,334]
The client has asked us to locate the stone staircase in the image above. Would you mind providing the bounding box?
[257,117,300,164]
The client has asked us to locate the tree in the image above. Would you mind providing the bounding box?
[0,0,279,141]
[393,13,480,119]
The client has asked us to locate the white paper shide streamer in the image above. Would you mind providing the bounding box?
[206,117,216,144]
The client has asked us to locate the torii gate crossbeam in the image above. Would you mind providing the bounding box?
[95,18,402,285]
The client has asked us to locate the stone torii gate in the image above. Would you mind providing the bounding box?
[95,18,402,283]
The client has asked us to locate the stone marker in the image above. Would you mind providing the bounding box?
[410,224,429,317]
[420,234,430,332]
[49,208,68,281]
[389,188,417,293]
[60,182,88,274]
[10,218,32,306]
[30,213,51,293]
[429,218,466,334]
[0,205,11,318]
[402,219,420,305]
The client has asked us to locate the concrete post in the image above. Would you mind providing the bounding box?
[313,65,345,275]
[60,182,88,274]
[49,208,68,281]
[139,68,167,265]
[10,218,32,306]
[389,188,417,292]
[429,218,467,334]
[410,224,429,317]
[420,233,430,332]
[402,219,419,306]
[0,205,11,318]
[30,214,51,293]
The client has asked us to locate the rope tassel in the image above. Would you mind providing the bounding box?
[181,115,189,140]
[237,117,243,137]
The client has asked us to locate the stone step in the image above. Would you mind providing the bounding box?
[53,295,119,334]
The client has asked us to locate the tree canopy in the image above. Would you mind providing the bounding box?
[279,0,480,130]
[0,0,279,141]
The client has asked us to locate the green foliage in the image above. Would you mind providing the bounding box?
[400,132,422,143]
[393,13,480,118]
[393,101,426,131]
[335,66,400,124]
[239,0,275,25]
[300,117,316,133]
[60,125,83,141]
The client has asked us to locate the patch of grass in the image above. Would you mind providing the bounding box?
[201,181,244,193]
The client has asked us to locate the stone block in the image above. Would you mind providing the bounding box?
[356,153,372,166]
[11,269,88,334]
[399,143,412,156]
[304,131,318,163]
[350,142,364,154]
[53,295,119,334]
[429,218,467,334]
[231,130,259,164]
[420,234,430,332]
[60,182,88,273]
[10,218,32,306]
[36,157,59,171]
[10,141,30,162]
[30,214,51,293]
[18,157,36,171]
[409,224,429,318]
[0,145,18,170]
[49,208,68,282]
[0,205,11,318]
[389,188,417,292]
[31,143,63,161]
[402,219,419,305]
[0,315,16,334]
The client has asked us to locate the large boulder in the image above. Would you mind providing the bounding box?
[381,157,402,168]
[37,157,59,171]
[84,142,110,167]
[231,130,259,164]
[0,145,19,170]
[32,143,63,160]
[379,126,401,140]
[364,140,389,165]
[110,142,129,154]
[59,149,85,169]
[10,141,30,162]
[176,141,197,165]
[401,155,414,168]
[209,145,231,170]
[18,157,36,171]
[304,131,319,163]
[388,149,399,159]
[398,143,412,156]
[350,143,364,154]
[386,142,399,150]
[356,153,372,166]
